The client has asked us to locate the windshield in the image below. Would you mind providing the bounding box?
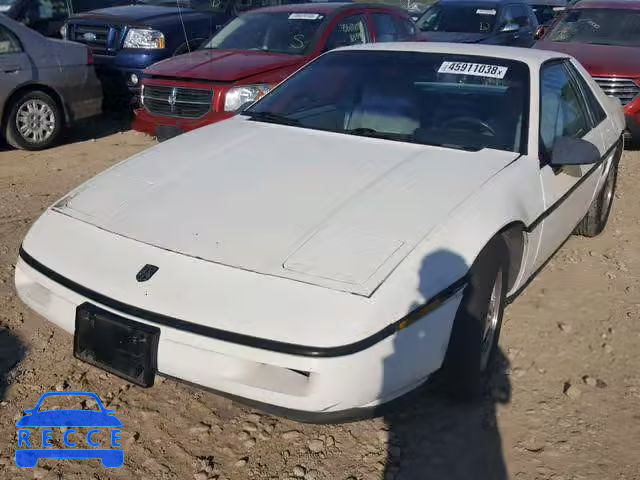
[548,8,640,46]
[245,51,530,153]
[417,3,499,33]
[203,12,327,55]
[531,4,565,25]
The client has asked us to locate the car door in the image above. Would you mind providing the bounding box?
[533,60,608,269]
[496,4,531,46]
[322,12,370,51]
[0,23,32,109]
[512,3,536,46]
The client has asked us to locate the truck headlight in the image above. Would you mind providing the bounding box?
[123,29,165,49]
[224,84,272,112]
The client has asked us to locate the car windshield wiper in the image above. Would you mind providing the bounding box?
[243,111,300,127]
[344,128,412,142]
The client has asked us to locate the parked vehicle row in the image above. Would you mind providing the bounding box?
[2,0,638,149]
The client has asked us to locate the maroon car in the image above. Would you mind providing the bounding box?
[534,0,640,141]
[133,2,416,140]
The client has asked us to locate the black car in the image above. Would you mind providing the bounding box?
[416,0,540,47]
[5,0,133,37]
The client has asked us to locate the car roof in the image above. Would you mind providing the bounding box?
[249,2,406,15]
[336,42,569,67]
[437,0,529,5]
[572,0,640,9]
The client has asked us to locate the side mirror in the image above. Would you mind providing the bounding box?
[499,23,519,34]
[534,25,545,40]
[550,137,601,166]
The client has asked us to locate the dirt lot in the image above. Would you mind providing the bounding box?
[1,119,639,480]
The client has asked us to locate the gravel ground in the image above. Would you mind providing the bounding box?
[1,122,639,480]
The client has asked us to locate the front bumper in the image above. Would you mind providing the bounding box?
[15,250,461,420]
[132,106,234,138]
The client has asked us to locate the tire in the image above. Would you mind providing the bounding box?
[440,236,508,400]
[574,143,621,237]
[5,90,63,151]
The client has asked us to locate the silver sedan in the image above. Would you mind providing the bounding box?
[0,14,102,150]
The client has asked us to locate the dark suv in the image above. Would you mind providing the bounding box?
[416,0,539,47]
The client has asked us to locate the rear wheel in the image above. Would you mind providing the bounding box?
[440,236,508,400]
[5,90,63,151]
[574,145,621,237]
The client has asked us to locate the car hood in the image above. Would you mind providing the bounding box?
[70,4,210,25]
[54,118,517,296]
[534,41,640,77]
[417,31,492,43]
[16,410,123,427]
[145,49,305,82]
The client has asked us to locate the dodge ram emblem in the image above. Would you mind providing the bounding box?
[167,88,178,111]
[136,264,159,282]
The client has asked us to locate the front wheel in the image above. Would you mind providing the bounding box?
[5,91,63,151]
[440,236,508,400]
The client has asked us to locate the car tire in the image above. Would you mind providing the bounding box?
[5,90,63,151]
[440,236,508,400]
[574,144,621,237]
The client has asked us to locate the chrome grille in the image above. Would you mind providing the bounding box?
[70,25,111,54]
[143,85,213,119]
[593,76,640,106]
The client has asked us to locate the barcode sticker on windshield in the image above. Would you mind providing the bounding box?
[288,13,322,20]
[438,61,508,79]
[476,8,497,15]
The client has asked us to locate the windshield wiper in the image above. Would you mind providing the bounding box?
[243,111,300,127]
[344,128,412,142]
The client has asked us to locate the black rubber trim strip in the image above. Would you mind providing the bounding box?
[525,140,619,233]
[18,246,468,358]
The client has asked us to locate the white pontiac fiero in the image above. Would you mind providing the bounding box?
[16,43,624,421]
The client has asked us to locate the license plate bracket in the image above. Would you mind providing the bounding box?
[74,303,160,387]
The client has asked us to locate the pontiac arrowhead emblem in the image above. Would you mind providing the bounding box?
[136,264,159,282]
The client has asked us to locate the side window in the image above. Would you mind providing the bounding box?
[500,6,517,27]
[512,5,530,27]
[325,15,369,51]
[539,62,591,156]
[565,62,607,125]
[0,25,22,55]
[34,0,69,20]
[393,17,416,40]
[371,13,398,42]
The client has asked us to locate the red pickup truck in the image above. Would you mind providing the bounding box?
[534,0,640,142]
[133,3,416,140]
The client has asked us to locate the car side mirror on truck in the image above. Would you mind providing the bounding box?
[499,23,519,34]
[550,136,601,166]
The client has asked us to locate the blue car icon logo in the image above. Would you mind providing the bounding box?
[16,391,123,468]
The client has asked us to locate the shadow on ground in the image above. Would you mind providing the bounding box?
[0,110,133,152]
[0,327,26,401]
[382,350,510,480]
[382,247,511,480]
